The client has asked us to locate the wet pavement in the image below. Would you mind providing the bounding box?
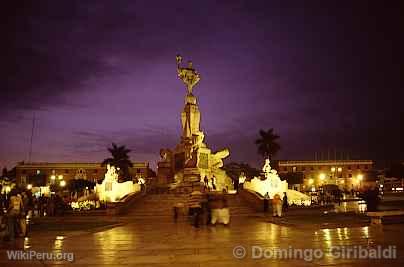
[1,214,404,266]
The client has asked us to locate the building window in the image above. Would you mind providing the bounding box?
[349,173,352,178]
[310,167,314,171]
[292,166,296,172]
[94,169,98,174]
[364,165,368,170]
[357,165,360,169]
[65,170,69,174]
[22,170,26,174]
[36,170,41,175]
[302,167,306,171]
[136,169,141,173]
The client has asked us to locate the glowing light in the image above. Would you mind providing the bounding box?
[308,178,314,185]
[58,175,63,180]
[239,172,246,184]
[331,167,336,172]
[357,174,363,181]
[244,159,311,206]
[5,186,11,193]
[340,180,345,184]
[337,167,342,172]
[51,175,56,180]
[319,173,326,180]
[60,180,66,187]
[95,164,140,202]
[26,184,32,190]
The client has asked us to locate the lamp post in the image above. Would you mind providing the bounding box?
[357,174,363,189]
[319,173,326,185]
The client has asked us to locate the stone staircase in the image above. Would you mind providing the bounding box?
[127,192,257,217]
[127,193,188,217]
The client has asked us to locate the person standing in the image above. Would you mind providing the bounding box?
[211,176,216,191]
[7,189,23,240]
[282,192,288,212]
[272,194,282,217]
[203,176,209,189]
[263,192,269,212]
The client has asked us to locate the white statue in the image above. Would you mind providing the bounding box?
[105,164,118,182]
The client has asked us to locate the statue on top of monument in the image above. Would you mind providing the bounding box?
[176,54,201,95]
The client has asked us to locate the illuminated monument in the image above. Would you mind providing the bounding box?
[157,55,232,192]
[244,159,311,206]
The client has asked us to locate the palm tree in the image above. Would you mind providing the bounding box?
[102,143,133,181]
[255,128,280,160]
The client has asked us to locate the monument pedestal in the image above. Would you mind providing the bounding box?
[172,167,201,193]
[157,162,173,185]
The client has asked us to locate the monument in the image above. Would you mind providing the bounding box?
[244,159,311,206]
[157,55,233,192]
[95,164,140,202]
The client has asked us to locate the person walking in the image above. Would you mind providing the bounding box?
[187,190,204,227]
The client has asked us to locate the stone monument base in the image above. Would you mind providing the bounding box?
[169,168,202,194]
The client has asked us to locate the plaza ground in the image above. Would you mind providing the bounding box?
[1,194,404,266]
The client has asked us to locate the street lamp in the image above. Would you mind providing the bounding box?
[60,180,66,187]
[357,174,363,189]
[27,184,33,190]
[319,173,326,181]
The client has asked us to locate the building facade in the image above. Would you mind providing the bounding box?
[15,162,151,186]
[277,160,374,191]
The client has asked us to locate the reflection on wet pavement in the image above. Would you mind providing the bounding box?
[0,215,403,266]
[334,200,367,213]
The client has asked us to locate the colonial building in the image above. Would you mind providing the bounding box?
[15,162,151,186]
[277,160,374,191]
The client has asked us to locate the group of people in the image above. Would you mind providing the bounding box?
[174,187,230,228]
[203,175,217,191]
[0,187,32,241]
[264,192,288,217]
[0,185,69,241]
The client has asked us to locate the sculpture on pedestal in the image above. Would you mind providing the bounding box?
[176,54,201,95]
[156,55,233,192]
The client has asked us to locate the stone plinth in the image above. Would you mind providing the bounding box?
[157,162,173,184]
[183,167,201,183]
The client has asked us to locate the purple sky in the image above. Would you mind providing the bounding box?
[1,1,403,169]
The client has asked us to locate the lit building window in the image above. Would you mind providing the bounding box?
[36,170,40,174]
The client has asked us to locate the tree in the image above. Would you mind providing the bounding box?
[224,162,260,181]
[255,128,280,160]
[2,167,7,178]
[102,143,133,181]
[68,179,95,193]
[282,172,304,185]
